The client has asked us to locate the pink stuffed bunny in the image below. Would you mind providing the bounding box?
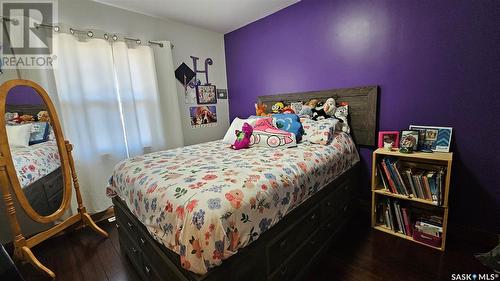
[230,122,253,150]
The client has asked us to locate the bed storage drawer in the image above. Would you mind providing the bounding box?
[266,205,321,271]
[321,178,352,222]
[268,230,320,281]
[118,226,144,277]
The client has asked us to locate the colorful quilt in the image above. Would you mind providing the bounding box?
[107,132,359,274]
[11,140,61,188]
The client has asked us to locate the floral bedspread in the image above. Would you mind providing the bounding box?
[107,132,359,274]
[11,140,61,188]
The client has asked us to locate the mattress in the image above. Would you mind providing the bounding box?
[107,132,359,274]
[11,140,61,188]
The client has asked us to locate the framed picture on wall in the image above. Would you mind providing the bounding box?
[196,84,217,104]
[189,106,217,128]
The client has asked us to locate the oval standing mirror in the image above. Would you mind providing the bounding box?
[0,81,72,223]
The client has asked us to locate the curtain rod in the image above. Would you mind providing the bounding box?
[31,22,174,49]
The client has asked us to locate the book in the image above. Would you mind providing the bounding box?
[401,208,412,237]
[392,161,409,195]
[381,161,398,194]
[378,164,389,190]
[394,202,405,234]
[412,174,424,199]
[404,169,418,197]
[427,171,438,204]
[422,175,432,201]
[385,158,404,194]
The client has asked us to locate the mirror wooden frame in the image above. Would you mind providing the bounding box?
[0,79,108,279]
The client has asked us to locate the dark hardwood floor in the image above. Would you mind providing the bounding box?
[14,212,496,281]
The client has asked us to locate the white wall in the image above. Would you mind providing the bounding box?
[0,0,230,243]
[58,0,230,145]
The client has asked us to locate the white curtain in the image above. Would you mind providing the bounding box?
[50,34,182,213]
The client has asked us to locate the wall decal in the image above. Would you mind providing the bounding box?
[190,56,213,85]
[190,106,217,128]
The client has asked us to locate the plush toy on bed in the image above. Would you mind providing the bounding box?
[312,98,336,121]
[37,111,50,122]
[281,106,295,114]
[271,101,285,113]
[334,102,350,133]
[298,99,318,117]
[255,103,269,117]
[230,122,253,150]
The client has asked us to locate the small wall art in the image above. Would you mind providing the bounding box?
[196,84,217,104]
[190,105,217,128]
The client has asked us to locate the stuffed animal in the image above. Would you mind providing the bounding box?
[271,102,285,113]
[37,111,50,122]
[334,103,350,133]
[255,103,268,117]
[312,98,336,121]
[16,114,34,124]
[290,102,303,115]
[282,106,295,114]
[230,122,253,150]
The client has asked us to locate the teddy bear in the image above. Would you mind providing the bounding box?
[290,102,303,115]
[16,114,34,124]
[37,111,50,122]
[255,103,268,117]
[334,103,350,133]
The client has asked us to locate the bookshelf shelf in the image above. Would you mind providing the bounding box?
[371,148,453,251]
[373,189,444,207]
[373,225,443,251]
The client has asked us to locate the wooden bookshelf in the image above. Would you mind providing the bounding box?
[371,148,453,251]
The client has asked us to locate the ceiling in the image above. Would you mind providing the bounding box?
[93,0,299,33]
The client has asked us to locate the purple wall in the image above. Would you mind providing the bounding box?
[6,86,43,105]
[225,0,500,232]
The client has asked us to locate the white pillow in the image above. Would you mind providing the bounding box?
[222,118,257,144]
[6,124,32,147]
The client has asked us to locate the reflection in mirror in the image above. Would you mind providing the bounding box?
[4,85,63,216]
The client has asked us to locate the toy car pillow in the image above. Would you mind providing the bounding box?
[250,118,297,149]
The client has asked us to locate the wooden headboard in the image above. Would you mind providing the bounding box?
[257,86,379,146]
[6,104,48,118]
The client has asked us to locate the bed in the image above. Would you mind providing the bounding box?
[6,104,64,216]
[110,86,379,281]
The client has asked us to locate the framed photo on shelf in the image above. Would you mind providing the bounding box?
[409,125,453,152]
[196,84,217,104]
[377,131,400,148]
[399,130,419,153]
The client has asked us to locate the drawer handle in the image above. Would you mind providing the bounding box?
[132,247,138,254]
[279,240,287,249]
[145,265,151,275]
[280,266,287,276]
[310,214,316,220]
[326,201,332,207]
[343,206,348,212]
[115,223,120,229]
[127,222,133,229]
[140,237,146,245]
[310,239,316,246]
[327,223,332,229]
[344,185,348,191]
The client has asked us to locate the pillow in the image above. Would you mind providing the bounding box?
[271,114,303,143]
[301,118,339,145]
[251,118,297,148]
[6,124,32,147]
[29,122,51,145]
[223,118,258,144]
